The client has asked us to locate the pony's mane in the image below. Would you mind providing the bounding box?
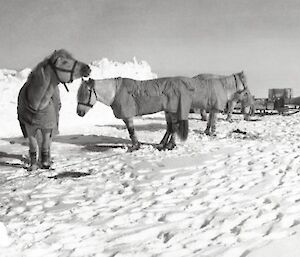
[219,75,233,85]
[234,71,246,82]
[77,79,93,101]
[217,71,246,87]
[26,49,74,84]
[194,72,245,82]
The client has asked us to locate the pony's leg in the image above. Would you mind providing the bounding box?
[25,125,39,171]
[157,112,177,150]
[40,129,52,169]
[210,111,218,136]
[124,118,140,152]
[165,132,176,150]
[157,129,171,150]
[200,109,208,121]
[226,100,237,122]
[204,112,212,135]
[243,105,251,121]
[164,113,178,150]
[205,111,217,136]
[36,129,43,163]
[157,112,174,150]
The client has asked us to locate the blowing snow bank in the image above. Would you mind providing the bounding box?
[0,58,157,138]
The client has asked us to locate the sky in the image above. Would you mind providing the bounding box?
[1,0,300,97]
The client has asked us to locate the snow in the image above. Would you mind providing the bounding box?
[1,57,300,257]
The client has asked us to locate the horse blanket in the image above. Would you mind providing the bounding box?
[192,77,234,111]
[111,77,195,120]
[17,83,61,138]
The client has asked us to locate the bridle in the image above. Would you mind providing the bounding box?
[48,57,78,92]
[233,73,246,93]
[78,83,98,108]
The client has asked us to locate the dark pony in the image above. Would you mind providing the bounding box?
[17,49,91,170]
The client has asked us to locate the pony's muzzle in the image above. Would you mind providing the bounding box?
[81,65,91,77]
[77,108,86,117]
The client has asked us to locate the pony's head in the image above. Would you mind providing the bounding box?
[77,78,97,117]
[48,49,91,84]
[234,71,248,92]
[235,88,255,120]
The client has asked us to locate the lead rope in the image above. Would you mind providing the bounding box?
[62,83,69,92]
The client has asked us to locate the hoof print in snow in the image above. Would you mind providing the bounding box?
[158,231,174,243]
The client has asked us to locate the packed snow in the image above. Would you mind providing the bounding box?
[1,57,300,257]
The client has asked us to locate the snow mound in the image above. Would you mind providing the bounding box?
[0,69,17,82]
[17,68,31,80]
[0,222,12,247]
[90,57,157,80]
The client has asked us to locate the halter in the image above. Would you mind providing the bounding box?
[48,57,78,92]
[78,83,98,108]
[233,73,246,93]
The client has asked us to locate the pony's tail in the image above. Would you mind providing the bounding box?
[176,120,189,141]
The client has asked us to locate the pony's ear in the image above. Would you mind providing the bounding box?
[52,50,57,58]
[88,78,95,86]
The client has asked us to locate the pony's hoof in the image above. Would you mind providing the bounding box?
[28,164,39,171]
[127,143,140,152]
[204,129,210,135]
[156,144,165,151]
[41,151,51,169]
[41,163,51,169]
[205,130,216,137]
[165,142,176,150]
[244,115,251,121]
[201,115,208,121]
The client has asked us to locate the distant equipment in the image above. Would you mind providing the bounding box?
[252,88,299,115]
[268,88,292,104]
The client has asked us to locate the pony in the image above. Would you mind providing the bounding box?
[76,77,196,151]
[230,88,256,121]
[192,73,255,122]
[17,49,91,170]
[192,71,253,135]
[152,72,253,149]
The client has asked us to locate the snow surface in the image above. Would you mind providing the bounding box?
[1,58,300,257]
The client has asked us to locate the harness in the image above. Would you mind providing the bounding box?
[233,73,246,93]
[77,83,98,108]
[48,57,78,92]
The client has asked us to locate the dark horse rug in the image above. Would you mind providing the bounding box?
[17,83,61,138]
[111,77,196,120]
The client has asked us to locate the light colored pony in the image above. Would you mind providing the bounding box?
[77,77,196,151]
[192,71,252,135]
[17,49,91,170]
[193,73,254,122]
